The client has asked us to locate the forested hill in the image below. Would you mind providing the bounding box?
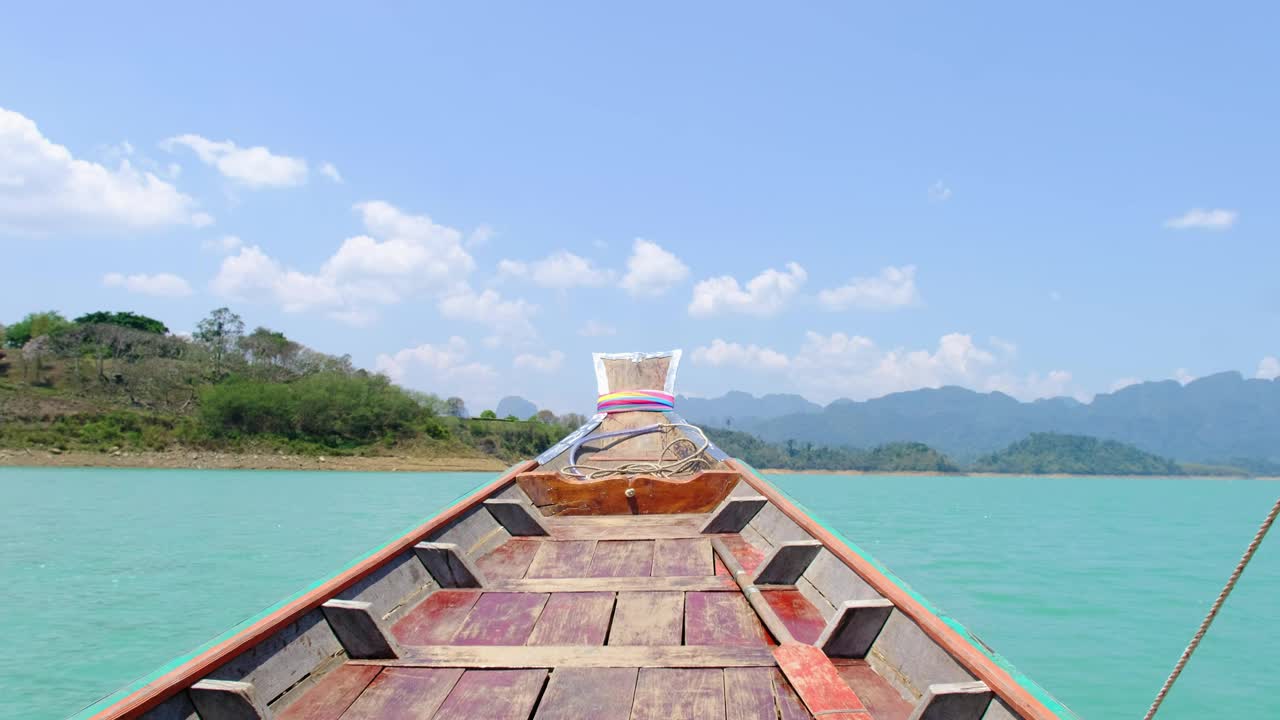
[971,433,1184,476]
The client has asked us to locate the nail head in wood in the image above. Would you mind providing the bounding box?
[414,542,486,588]
[816,598,895,658]
[751,540,823,585]
[483,498,550,536]
[321,599,401,660]
[700,495,767,534]
[188,679,270,720]
[906,680,993,720]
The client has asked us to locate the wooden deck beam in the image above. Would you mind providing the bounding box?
[816,598,896,658]
[350,645,778,669]
[483,498,550,536]
[701,495,767,534]
[320,599,401,660]
[414,542,487,588]
[752,540,824,586]
[485,575,739,593]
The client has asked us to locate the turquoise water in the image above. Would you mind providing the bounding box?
[0,469,1275,719]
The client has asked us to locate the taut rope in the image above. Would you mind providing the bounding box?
[1142,495,1280,719]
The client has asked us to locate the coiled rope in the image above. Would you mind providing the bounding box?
[564,422,712,479]
[1143,495,1280,719]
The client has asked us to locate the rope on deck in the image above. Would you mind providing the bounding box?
[1143,495,1280,719]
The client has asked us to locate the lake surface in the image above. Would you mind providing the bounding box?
[0,468,1275,719]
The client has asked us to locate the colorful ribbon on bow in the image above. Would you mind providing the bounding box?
[596,389,675,414]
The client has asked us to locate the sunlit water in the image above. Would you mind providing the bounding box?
[0,468,1275,719]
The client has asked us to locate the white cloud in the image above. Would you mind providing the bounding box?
[691,339,790,370]
[689,263,807,317]
[514,350,565,373]
[579,320,617,337]
[1173,368,1196,385]
[1164,208,1237,231]
[1109,377,1142,392]
[319,162,342,183]
[1257,357,1280,380]
[162,133,307,188]
[498,250,614,289]
[202,235,243,253]
[818,265,921,311]
[438,286,538,347]
[620,239,689,297]
[982,370,1075,401]
[375,336,499,406]
[928,180,952,202]
[102,271,193,297]
[0,107,210,234]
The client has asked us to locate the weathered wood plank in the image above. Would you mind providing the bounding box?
[761,590,828,645]
[526,540,597,578]
[489,575,735,593]
[278,664,380,720]
[833,659,914,720]
[483,498,551,536]
[719,535,768,574]
[685,592,770,646]
[350,645,778,668]
[609,591,684,646]
[907,681,993,720]
[752,540,824,586]
[772,668,812,720]
[589,540,655,577]
[413,542,486,588]
[431,669,547,720]
[774,644,871,719]
[548,519,710,541]
[450,592,548,646]
[188,679,267,720]
[320,600,400,660]
[475,538,541,580]
[391,590,479,646]
[338,667,463,720]
[817,598,895,658]
[702,495,768,534]
[652,538,712,576]
[532,667,638,720]
[723,667,778,720]
[527,592,615,646]
[631,668,727,720]
[517,471,738,515]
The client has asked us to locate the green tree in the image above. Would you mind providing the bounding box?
[479,409,498,419]
[73,311,168,335]
[194,307,245,377]
[5,311,71,348]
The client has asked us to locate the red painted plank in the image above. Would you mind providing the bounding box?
[720,535,768,574]
[526,592,615,645]
[774,644,870,719]
[652,538,712,576]
[532,667,639,720]
[431,669,547,720]
[723,667,777,720]
[451,592,548,646]
[338,667,462,720]
[476,538,541,580]
[685,592,770,646]
[588,540,654,577]
[631,668,727,720]
[526,540,597,578]
[608,591,684,646]
[772,668,811,720]
[277,664,380,720]
[714,554,731,577]
[391,590,480,645]
[762,589,829,645]
[833,659,914,720]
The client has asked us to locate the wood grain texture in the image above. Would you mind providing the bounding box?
[488,576,735,593]
[652,538,712,577]
[631,668,726,720]
[532,667,639,720]
[475,538,540,580]
[589,540,655,577]
[338,667,463,720]
[702,495,768,534]
[774,644,870,719]
[431,669,547,720]
[762,589,829,645]
[483,499,550,536]
[685,592,770,646]
[752,541,824,586]
[723,667,779,720]
[391,590,480,646]
[450,592,548,646]
[609,591,684,646]
[772,668,812,720]
[719,535,768,574]
[351,645,778,669]
[526,592,615,646]
[278,664,381,720]
[526,540,597,578]
[516,471,738,516]
[833,659,914,720]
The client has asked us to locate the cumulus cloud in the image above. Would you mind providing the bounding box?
[689,263,806,317]
[162,133,307,188]
[1257,357,1280,380]
[818,265,921,311]
[375,336,499,406]
[438,286,538,347]
[514,350,566,373]
[691,339,789,370]
[620,239,689,297]
[102,271,193,297]
[0,107,210,234]
[1164,208,1237,231]
[498,250,614,289]
[319,162,343,183]
[579,320,617,337]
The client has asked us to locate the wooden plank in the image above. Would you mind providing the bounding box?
[339,667,463,720]
[278,665,380,720]
[702,495,768,534]
[710,537,795,645]
[321,600,400,660]
[685,592,770,646]
[483,498,550,536]
[549,518,709,541]
[451,592,549,646]
[907,681,993,720]
[817,599,896,658]
[489,575,735,593]
[833,659,914,720]
[772,668,812,720]
[532,667,638,720]
[652,538,712,577]
[413,542,486,588]
[589,540,655,577]
[719,535,767,574]
[774,644,871,719]
[762,590,828,645]
[431,669,547,720]
[526,540,597,578]
[391,590,480,646]
[188,680,267,720]
[351,645,779,668]
[724,667,778,720]
[609,591,684,646]
[527,592,615,645]
[90,461,536,720]
[752,540,823,586]
[475,538,540,580]
[631,668,727,720]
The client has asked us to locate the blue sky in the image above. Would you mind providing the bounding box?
[2,2,1277,413]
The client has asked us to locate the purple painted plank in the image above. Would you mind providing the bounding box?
[278,664,380,720]
[724,667,779,720]
[391,590,480,645]
[631,668,726,720]
[685,592,770,647]
[431,669,547,720]
[526,592,615,646]
[773,668,811,720]
[532,667,639,720]
[651,538,712,577]
[588,540,654,577]
[338,667,462,720]
[526,540,597,578]
[476,538,541,580]
[451,592,548,646]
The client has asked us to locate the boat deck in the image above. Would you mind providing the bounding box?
[276,514,913,720]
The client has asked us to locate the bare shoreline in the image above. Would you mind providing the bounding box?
[0,448,507,473]
[760,467,1278,480]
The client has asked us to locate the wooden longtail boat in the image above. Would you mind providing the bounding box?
[81,351,1078,720]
